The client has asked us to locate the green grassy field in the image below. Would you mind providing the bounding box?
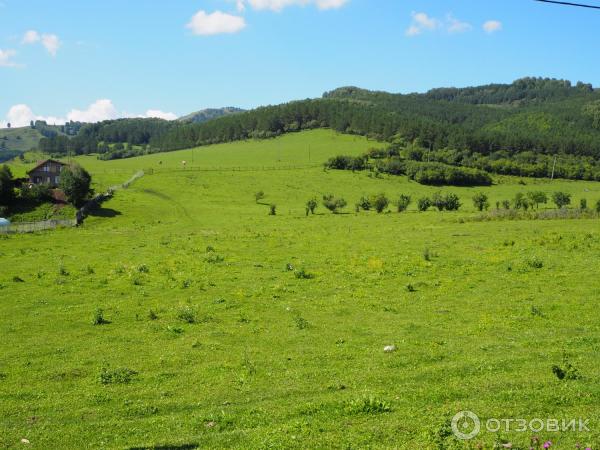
[1,130,600,449]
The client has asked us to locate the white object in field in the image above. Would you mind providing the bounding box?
[182,160,187,168]
[0,218,10,227]
[384,345,397,353]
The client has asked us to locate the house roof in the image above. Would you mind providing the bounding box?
[27,159,68,174]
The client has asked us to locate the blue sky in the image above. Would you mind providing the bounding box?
[1,0,600,127]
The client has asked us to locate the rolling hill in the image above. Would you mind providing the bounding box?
[178,107,245,124]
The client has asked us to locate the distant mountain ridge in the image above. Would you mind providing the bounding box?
[178,107,245,124]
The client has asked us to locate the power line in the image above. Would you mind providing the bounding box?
[535,0,600,10]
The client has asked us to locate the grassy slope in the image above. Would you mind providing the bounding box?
[1,130,599,449]
[0,127,44,154]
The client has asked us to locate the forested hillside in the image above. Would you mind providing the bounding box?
[35,77,600,180]
[178,107,245,124]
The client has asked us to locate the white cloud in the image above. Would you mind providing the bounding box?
[41,34,61,56]
[1,101,178,128]
[0,48,19,67]
[67,99,118,123]
[405,12,440,36]
[22,30,40,44]
[21,30,61,56]
[406,12,471,37]
[447,15,472,34]
[144,109,177,121]
[186,10,246,36]
[1,104,64,128]
[483,20,502,34]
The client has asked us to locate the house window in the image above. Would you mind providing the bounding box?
[55,176,60,184]
[43,166,49,172]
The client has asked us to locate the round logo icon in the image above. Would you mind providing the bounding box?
[451,411,481,440]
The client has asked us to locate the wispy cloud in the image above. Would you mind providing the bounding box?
[186,10,246,36]
[21,29,61,56]
[0,48,19,68]
[483,20,503,34]
[406,12,472,37]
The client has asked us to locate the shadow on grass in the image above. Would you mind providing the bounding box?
[129,445,199,450]
[88,208,122,218]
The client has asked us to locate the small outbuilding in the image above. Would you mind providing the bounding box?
[0,218,10,227]
[27,159,67,187]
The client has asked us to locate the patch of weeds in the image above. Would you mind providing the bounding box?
[525,256,544,269]
[406,283,416,293]
[166,325,184,335]
[114,264,126,275]
[148,309,158,321]
[423,247,434,261]
[531,306,545,318]
[213,298,226,304]
[205,253,225,264]
[92,308,110,325]
[137,264,150,273]
[37,270,45,279]
[0,372,7,381]
[294,315,310,330]
[176,305,197,324]
[181,279,192,289]
[503,239,515,246]
[98,366,138,385]
[206,245,215,253]
[132,276,143,286]
[294,268,314,279]
[285,263,295,271]
[86,266,95,275]
[238,315,250,324]
[12,276,24,283]
[345,396,391,415]
[59,266,69,276]
[552,352,581,381]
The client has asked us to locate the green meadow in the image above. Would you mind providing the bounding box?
[1,130,600,449]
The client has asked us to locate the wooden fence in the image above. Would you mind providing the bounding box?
[0,219,77,234]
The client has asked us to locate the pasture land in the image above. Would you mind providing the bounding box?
[1,130,599,449]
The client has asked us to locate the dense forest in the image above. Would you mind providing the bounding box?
[36,77,600,180]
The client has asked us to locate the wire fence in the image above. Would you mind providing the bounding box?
[92,164,323,175]
[0,219,77,234]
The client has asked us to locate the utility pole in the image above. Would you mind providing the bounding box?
[551,155,557,181]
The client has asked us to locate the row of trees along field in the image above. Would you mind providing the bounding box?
[36,78,600,180]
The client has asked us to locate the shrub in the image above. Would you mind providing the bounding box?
[395,194,411,212]
[176,305,197,324]
[322,194,347,213]
[92,308,109,325]
[527,191,548,209]
[596,199,600,213]
[254,191,265,203]
[325,155,368,171]
[552,191,571,209]
[513,192,528,210]
[431,192,445,211]
[580,198,587,210]
[417,197,431,212]
[501,200,511,210]
[472,192,489,211]
[443,193,461,211]
[294,268,314,279]
[371,193,389,213]
[0,165,15,206]
[294,315,310,330]
[306,198,318,214]
[346,396,391,415]
[269,204,276,216]
[59,163,92,207]
[525,256,544,269]
[404,161,492,186]
[357,196,371,211]
[552,352,580,381]
[98,366,137,385]
[137,264,150,273]
[148,310,158,321]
